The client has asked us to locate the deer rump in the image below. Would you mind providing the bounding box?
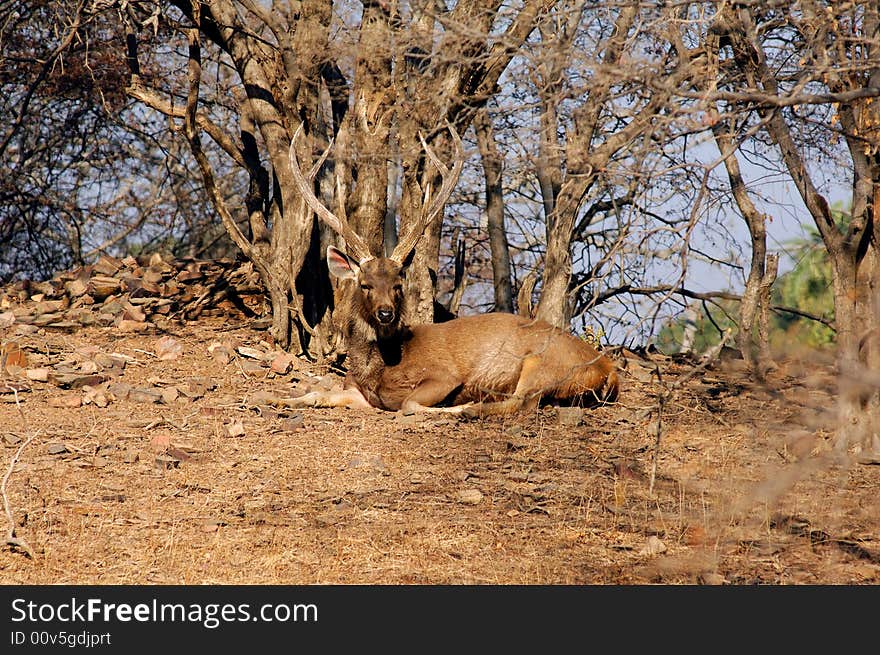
[342,312,619,415]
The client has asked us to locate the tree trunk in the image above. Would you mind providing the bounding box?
[711,119,774,378]
[534,4,641,329]
[345,2,393,257]
[473,108,513,313]
[535,192,577,328]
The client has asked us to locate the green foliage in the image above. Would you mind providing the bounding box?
[769,229,836,349]
[655,301,738,355]
[657,212,844,354]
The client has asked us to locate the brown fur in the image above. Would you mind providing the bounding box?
[292,247,619,416]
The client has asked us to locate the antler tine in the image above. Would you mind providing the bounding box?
[390,122,465,263]
[289,124,372,262]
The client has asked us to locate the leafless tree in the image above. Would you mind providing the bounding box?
[706,1,880,449]
[473,107,513,312]
[118,0,548,356]
[0,0,226,283]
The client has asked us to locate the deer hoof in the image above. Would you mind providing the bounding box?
[289,392,319,407]
[452,402,478,418]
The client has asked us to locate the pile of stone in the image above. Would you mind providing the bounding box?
[0,253,270,332]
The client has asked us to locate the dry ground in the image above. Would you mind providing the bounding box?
[1,312,878,585]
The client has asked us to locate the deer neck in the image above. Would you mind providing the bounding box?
[342,319,410,409]
[345,313,410,367]
[375,331,407,365]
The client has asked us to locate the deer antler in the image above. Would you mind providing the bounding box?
[390,122,465,263]
[289,124,373,263]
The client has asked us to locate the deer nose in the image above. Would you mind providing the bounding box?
[376,309,395,324]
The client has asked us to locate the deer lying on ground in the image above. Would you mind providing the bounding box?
[287,125,619,416]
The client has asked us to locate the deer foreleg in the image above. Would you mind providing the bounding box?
[290,387,373,410]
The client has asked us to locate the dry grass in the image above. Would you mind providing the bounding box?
[1,317,878,585]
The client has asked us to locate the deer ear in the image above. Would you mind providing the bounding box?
[327,246,359,280]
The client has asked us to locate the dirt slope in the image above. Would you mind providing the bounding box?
[1,308,878,585]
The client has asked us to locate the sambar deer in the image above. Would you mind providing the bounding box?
[287,125,619,416]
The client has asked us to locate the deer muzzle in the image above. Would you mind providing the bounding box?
[375,308,395,324]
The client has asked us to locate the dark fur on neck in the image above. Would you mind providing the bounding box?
[342,316,411,408]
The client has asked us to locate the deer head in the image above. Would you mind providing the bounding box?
[325,245,413,339]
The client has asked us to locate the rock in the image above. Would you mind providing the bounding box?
[94,354,126,374]
[150,432,172,452]
[224,420,246,437]
[49,395,82,408]
[237,346,267,360]
[65,278,89,298]
[269,352,295,375]
[92,255,123,276]
[181,378,215,398]
[67,309,99,326]
[87,275,122,300]
[142,268,164,285]
[156,335,183,361]
[239,360,267,377]
[117,319,151,333]
[121,301,146,323]
[639,535,667,556]
[48,372,109,389]
[455,488,484,505]
[14,324,39,336]
[395,412,425,424]
[107,382,132,400]
[129,387,162,404]
[167,446,192,462]
[208,342,233,365]
[161,387,179,404]
[47,443,69,455]
[82,385,110,408]
[557,406,584,426]
[154,454,180,470]
[279,414,305,432]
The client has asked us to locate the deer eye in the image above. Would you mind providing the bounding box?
[360,284,373,291]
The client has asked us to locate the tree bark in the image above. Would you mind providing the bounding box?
[473,108,513,312]
[711,118,773,378]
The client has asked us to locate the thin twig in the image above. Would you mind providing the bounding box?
[2,389,38,559]
[648,330,734,496]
